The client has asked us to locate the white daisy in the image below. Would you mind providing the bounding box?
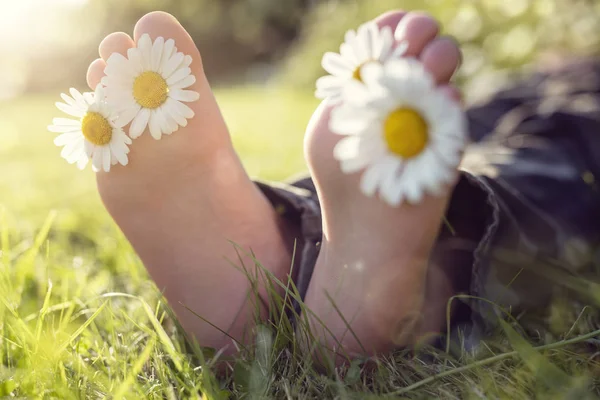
[48,86,132,172]
[315,21,408,103]
[330,59,468,207]
[102,34,200,140]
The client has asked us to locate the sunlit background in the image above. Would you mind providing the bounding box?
[0,0,599,219]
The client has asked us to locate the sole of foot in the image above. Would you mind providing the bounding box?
[303,10,464,359]
[86,11,295,354]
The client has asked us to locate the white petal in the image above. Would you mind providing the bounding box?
[117,129,132,145]
[315,75,344,99]
[76,154,89,170]
[137,34,153,70]
[129,108,151,138]
[401,163,425,204]
[359,62,386,88]
[54,131,82,146]
[127,47,144,75]
[417,151,451,195]
[151,36,164,71]
[165,99,188,127]
[344,29,358,47]
[321,52,353,76]
[115,104,141,127]
[148,110,162,140]
[60,93,77,107]
[339,42,358,65]
[379,158,405,206]
[336,136,386,174]
[110,141,128,166]
[166,67,192,86]
[390,41,409,59]
[52,117,80,127]
[182,55,193,68]
[83,91,95,105]
[170,74,196,90]
[359,159,388,197]
[102,146,111,172]
[355,23,374,62]
[94,85,106,102]
[162,52,185,79]
[375,26,393,61]
[159,39,176,73]
[48,124,80,134]
[65,143,85,164]
[111,133,129,155]
[84,141,94,157]
[169,100,194,119]
[162,111,179,134]
[61,139,81,160]
[104,53,134,77]
[333,135,361,161]
[154,108,172,135]
[55,102,85,118]
[329,105,376,136]
[366,23,380,58]
[169,89,199,102]
[69,88,86,107]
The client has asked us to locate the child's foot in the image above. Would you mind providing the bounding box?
[303,11,464,358]
[86,12,294,353]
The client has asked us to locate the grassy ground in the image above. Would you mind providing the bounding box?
[0,87,599,399]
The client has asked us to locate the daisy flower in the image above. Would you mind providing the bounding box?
[102,34,200,140]
[315,21,408,103]
[48,86,132,172]
[330,59,468,207]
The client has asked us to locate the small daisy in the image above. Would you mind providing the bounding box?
[315,21,408,102]
[102,34,200,140]
[48,86,132,172]
[330,59,468,207]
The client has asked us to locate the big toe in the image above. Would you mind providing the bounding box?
[133,12,202,70]
[96,11,231,178]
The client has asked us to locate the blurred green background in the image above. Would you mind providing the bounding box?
[1,0,599,217]
[0,1,599,396]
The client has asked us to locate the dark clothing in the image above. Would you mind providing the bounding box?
[257,58,600,344]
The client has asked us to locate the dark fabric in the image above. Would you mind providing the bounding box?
[256,58,600,341]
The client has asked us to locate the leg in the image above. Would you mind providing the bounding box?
[86,12,296,353]
[303,11,464,358]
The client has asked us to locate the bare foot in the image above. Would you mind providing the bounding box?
[86,12,294,353]
[303,11,465,359]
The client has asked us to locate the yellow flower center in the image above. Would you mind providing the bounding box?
[133,71,169,109]
[81,112,113,146]
[383,108,429,159]
[352,66,363,82]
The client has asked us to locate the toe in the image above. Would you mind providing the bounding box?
[374,10,408,30]
[420,36,462,85]
[133,11,202,71]
[394,12,440,57]
[87,58,106,90]
[439,84,463,105]
[99,32,135,60]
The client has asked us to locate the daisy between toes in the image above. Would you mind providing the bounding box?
[102,34,200,140]
[329,59,468,207]
[49,34,200,173]
[48,85,132,173]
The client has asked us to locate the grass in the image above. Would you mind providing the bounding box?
[0,86,599,399]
